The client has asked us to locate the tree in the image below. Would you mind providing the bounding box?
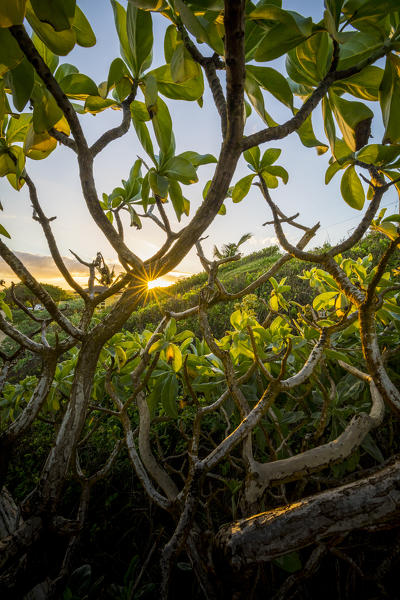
[0,1,399,599]
[4,282,71,308]
[213,232,252,259]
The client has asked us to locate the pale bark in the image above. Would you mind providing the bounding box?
[216,459,400,569]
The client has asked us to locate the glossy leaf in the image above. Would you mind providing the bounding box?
[169,179,187,221]
[6,113,32,143]
[149,170,169,198]
[340,165,365,210]
[107,58,131,94]
[337,31,382,71]
[26,5,76,55]
[5,58,34,112]
[174,0,209,43]
[170,44,199,83]
[379,53,400,145]
[72,6,96,47]
[149,64,203,101]
[260,148,281,168]
[126,3,153,76]
[243,146,260,170]
[179,151,217,167]
[245,65,293,108]
[31,85,63,133]
[232,174,254,203]
[356,144,400,166]
[152,97,174,157]
[0,29,24,76]
[329,91,373,152]
[296,111,328,154]
[0,0,26,26]
[332,66,383,101]
[23,126,57,159]
[30,0,75,32]
[164,157,197,185]
[59,73,98,99]
[264,164,289,184]
[111,0,134,72]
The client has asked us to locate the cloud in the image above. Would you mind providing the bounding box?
[0,251,191,288]
[247,236,279,247]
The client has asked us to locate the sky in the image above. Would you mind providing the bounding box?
[0,0,398,289]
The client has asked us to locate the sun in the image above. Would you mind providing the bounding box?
[147,277,174,290]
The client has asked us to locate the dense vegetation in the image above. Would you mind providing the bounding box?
[0,1,400,599]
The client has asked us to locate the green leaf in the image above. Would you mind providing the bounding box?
[379,53,400,145]
[32,33,59,73]
[0,28,24,76]
[356,144,400,167]
[264,164,289,184]
[110,0,134,72]
[149,64,203,101]
[337,31,382,71]
[143,74,158,114]
[169,179,187,221]
[84,96,118,113]
[329,91,373,152]
[232,174,254,203]
[0,299,13,320]
[26,5,76,55]
[286,32,332,86]
[166,343,182,372]
[128,0,166,9]
[72,5,96,47]
[245,71,277,126]
[174,0,209,44]
[245,65,293,108]
[23,125,57,159]
[55,63,78,83]
[296,111,328,154]
[152,97,174,157]
[0,151,16,177]
[59,73,98,99]
[332,66,383,101]
[325,160,346,184]
[340,165,365,210]
[5,58,34,112]
[31,85,63,133]
[30,0,75,32]
[261,171,278,188]
[131,102,155,160]
[313,291,338,311]
[164,157,198,185]
[261,148,281,168]
[107,57,131,94]
[164,25,180,63]
[149,170,169,198]
[251,7,312,62]
[161,373,178,418]
[178,151,217,167]
[126,3,153,76]
[6,114,32,144]
[243,145,260,170]
[0,0,26,27]
[127,205,142,229]
[170,44,199,83]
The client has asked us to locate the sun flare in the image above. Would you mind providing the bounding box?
[147,277,174,290]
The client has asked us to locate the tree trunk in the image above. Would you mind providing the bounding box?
[215,460,400,569]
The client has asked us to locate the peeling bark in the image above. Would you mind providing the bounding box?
[216,460,400,570]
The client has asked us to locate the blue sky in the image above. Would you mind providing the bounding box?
[0,1,397,287]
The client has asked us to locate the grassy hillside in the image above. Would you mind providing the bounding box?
[122,232,390,337]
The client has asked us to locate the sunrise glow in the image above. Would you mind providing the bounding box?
[147,277,174,290]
